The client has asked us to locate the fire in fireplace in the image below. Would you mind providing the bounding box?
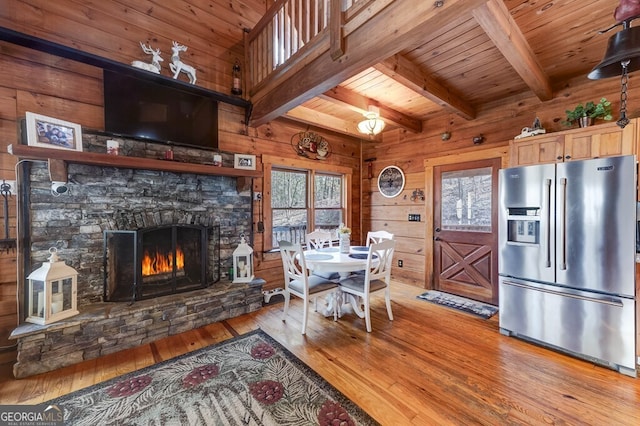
[103,224,220,302]
[142,245,185,277]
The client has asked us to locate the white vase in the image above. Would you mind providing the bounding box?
[339,233,351,253]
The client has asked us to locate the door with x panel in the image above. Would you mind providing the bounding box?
[433,158,499,305]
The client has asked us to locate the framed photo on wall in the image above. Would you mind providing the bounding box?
[234,154,256,170]
[25,112,83,152]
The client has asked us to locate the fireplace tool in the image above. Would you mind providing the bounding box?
[0,180,16,252]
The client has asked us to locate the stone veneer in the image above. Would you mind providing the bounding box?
[11,280,264,378]
[10,133,263,378]
[25,132,252,306]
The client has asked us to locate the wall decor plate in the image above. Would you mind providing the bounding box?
[291,131,330,160]
[377,165,405,198]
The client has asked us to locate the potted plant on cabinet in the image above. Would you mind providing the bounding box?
[563,97,613,127]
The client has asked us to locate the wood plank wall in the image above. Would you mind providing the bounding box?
[363,75,640,287]
[0,0,362,363]
[1,0,637,366]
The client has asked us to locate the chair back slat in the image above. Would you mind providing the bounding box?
[306,229,333,249]
[279,240,305,284]
[366,230,394,246]
[366,239,395,283]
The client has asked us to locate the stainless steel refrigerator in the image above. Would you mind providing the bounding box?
[498,155,637,376]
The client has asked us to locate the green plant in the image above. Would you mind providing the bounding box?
[563,97,613,126]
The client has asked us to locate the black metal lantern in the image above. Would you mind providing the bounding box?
[588,5,640,128]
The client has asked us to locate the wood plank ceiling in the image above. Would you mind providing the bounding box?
[252,0,623,139]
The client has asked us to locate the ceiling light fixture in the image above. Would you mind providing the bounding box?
[357,105,386,137]
[588,2,640,128]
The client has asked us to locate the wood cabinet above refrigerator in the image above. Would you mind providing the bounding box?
[509,119,637,167]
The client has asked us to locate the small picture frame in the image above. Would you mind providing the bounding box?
[25,112,83,152]
[234,154,256,170]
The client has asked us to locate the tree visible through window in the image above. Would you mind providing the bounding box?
[271,168,344,247]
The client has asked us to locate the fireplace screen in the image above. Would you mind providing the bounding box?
[104,224,219,302]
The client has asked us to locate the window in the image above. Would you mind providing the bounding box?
[263,155,351,249]
[271,169,308,246]
[440,167,493,232]
[314,173,343,229]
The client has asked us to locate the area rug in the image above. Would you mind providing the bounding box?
[417,290,498,319]
[46,329,378,425]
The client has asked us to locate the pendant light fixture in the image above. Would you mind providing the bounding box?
[588,2,640,128]
[357,105,385,137]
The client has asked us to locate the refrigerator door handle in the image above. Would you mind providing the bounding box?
[502,280,625,307]
[544,178,552,268]
[558,177,567,270]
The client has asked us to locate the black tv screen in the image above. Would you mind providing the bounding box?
[103,70,218,150]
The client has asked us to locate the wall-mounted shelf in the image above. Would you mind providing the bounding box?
[0,26,252,122]
[8,144,261,191]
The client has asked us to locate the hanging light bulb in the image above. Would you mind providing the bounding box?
[357,105,385,137]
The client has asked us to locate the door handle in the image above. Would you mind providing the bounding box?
[434,236,441,241]
[544,178,552,268]
[558,177,567,270]
[434,227,441,232]
[502,280,624,307]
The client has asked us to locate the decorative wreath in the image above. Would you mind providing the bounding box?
[291,131,331,160]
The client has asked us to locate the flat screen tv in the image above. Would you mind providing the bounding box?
[103,70,218,150]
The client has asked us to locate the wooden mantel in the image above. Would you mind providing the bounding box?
[8,144,261,191]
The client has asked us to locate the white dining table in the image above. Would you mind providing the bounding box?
[301,246,378,318]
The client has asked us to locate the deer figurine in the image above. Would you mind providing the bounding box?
[169,41,197,84]
[131,42,163,74]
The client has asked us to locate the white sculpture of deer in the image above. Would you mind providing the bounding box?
[169,41,197,84]
[131,42,163,74]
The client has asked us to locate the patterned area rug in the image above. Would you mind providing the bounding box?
[417,290,498,319]
[46,329,378,425]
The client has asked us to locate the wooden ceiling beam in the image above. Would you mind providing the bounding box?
[320,86,423,133]
[472,0,553,101]
[284,105,377,139]
[374,54,476,121]
[250,0,487,127]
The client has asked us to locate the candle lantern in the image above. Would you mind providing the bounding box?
[232,234,254,283]
[26,247,79,325]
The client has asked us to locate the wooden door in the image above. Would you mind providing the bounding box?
[433,158,500,305]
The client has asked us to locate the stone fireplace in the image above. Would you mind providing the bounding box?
[10,133,263,378]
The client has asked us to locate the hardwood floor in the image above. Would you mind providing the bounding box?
[1,281,639,425]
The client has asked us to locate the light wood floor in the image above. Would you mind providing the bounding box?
[1,281,640,425]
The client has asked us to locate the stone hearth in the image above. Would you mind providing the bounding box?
[10,280,263,378]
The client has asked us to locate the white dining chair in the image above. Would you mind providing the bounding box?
[351,230,395,276]
[366,230,394,246]
[306,229,340,281]
[279,240,339,334]
[338,239,396,332]
[306,229,333,250]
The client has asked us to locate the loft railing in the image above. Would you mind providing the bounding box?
[246,0,328,92]
[246,0,378,95]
